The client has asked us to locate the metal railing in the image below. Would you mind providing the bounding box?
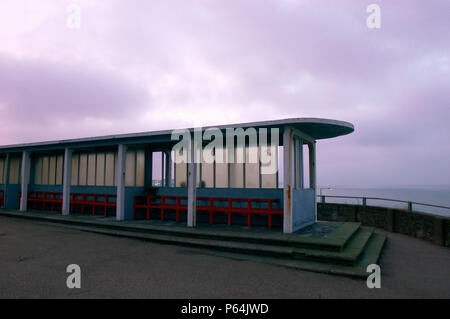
[316,194,450,213]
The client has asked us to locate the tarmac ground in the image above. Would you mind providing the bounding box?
[0,215,449,298]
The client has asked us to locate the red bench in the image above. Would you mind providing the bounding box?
[70,193,116,216]
[18,191,116,216]
[19,191,62,211]
[133,195,283,228]
[0,190,4,207]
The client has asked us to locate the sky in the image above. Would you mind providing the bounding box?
[0,0,449,187]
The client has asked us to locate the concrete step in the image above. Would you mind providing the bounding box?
[0,210,387,278]
[0,210,361,251]
[293,227,374,265]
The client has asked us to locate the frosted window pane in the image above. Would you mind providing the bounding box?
[105,152,115,186]
[201,163,214,188]
[56,155,63,185]
[136,150,145,187]
[96,153,105,186]
[125,150,135,187]
[79,154,87,186]
[41,156,49,185]
[35,157,42,185]
[71,154,79,186]
[49,156,56,185]
[87,153,96,186]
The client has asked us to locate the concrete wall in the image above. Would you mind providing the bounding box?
[318,203,450,247]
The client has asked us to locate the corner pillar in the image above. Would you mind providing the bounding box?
[19,151,31,211]
[62,148,72,215]
[116,144,127,221]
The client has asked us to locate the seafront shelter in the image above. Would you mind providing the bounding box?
[0,118,353,233]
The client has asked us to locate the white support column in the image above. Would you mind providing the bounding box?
[3,153,10,208]
[161,152,165,187]
[283,127,295,233]
[187,139,197,227]
[62,148,72,215]
[165,151,172,187]
[298,139,304,189]
[116,144,127,221]
[309,142,317,221]
[309,142,316,190]
[19,151,31,212]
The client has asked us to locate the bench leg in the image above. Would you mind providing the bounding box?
[209,212,213,225]
[268,215,272,229]
[247,213,251,227]
[228,213,232,226]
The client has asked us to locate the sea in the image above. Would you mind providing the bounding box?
[317,186,450,217]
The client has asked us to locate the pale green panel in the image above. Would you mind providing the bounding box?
[114,152,118,186]
[196,163,201,187]
[0,158,4,184]
[215,149,228,188]
[56,155,63,185]
[71,154,79,186]
[48,156,56,185]
[41,156,49,185]
[261,146,277,188]
[34,157,42,185]
[105,152,115,186]
[229,163,244,188]
[125,150,136,187]
[245,147,259,188]
[87,153,96,186]
[78,154,87,186]
[135,150,145,187]
[96,153,105,186]
[201,163,214,188]
[175,163,187,187]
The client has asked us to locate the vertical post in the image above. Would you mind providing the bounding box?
[308,142,316,189]
[144,148,153,188]
[19,151,31,212]
[161,152,165,187]
[283,127,295,233]
[187,138,197,227]
[3,153,10,209]
[165,151,172,187]
[308,141,317,221]
[62,148,72,215]
[116,144,127,221]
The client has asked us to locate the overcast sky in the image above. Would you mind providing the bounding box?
[0,0,449,187]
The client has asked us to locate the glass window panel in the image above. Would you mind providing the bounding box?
[41,156,49,185]
[78,154,87,186]
[71,154,79,186]
[87,153,96,186]
[125,150,135,187]
[105,152,115,186]
[48,156,56,185]
[135,150,145,187]
[152,152,163,187]
[56,155,63,185]
[96,153,105,186]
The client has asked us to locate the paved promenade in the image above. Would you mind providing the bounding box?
[0,216,449,298]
